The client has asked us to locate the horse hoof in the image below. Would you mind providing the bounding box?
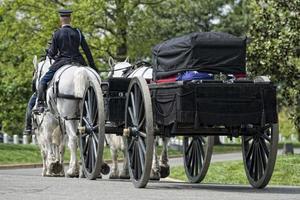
[150,170,160,181]
[66,173,79,178]
[53,162,63,174]
[101,163,110,175]
[160,165,170,178]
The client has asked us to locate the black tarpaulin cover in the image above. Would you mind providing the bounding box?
[152,32,247,79]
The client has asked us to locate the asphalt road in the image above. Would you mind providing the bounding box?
[1,150,300,200]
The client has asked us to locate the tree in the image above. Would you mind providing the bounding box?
[247,0,300,140]
[0,0,249,135]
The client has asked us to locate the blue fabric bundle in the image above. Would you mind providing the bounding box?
[176,71,213,81]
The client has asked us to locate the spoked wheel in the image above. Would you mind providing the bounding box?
[78,81,105,180]
[124,77,154,188]
[242,123,279,188]
[183,136,214,183]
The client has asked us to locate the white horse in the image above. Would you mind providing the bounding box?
[31,55,101,177]
[106,57,170,179]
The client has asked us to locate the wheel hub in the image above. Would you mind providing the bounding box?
[123,127,139,137]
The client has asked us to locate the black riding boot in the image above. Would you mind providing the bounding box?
[36,84,47,113]
[24,108,32,135]
[23,93,37,135]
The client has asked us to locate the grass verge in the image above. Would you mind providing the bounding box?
[170,154,300,186]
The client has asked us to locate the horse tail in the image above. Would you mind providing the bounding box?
[73,67,89,98]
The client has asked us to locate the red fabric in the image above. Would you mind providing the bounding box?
[155,75,177,83]
[234,73,246,79]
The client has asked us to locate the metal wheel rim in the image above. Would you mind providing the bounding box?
[242,123,278,188]
[79,82,105,180]
[125,77,154,188]
[183,136,214,183]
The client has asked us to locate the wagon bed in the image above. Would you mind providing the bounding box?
[77,32,279,189]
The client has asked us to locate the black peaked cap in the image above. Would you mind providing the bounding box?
[58,9,72,17]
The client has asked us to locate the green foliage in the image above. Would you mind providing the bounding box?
[247,0,300,138]
[279,108,297,139]
[0,0,61,134]
[170,154,300,186]
[0,0,247,135]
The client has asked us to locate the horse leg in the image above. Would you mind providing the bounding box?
[160,137,170,178]
[40,145,47,176]
[58,136,66,176]
[119,136,129,179]
[65,120,79,178]
[150,137,160,180]
[36,131,47,176]
[50,126,64,176]
[109,142,119,179]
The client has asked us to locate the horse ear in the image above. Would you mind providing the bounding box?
[108,57,115,67]
[124,56,129,63]
[33,55,38,69]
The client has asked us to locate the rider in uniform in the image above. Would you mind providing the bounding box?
[24,9,97,134]
[36,9,98,113]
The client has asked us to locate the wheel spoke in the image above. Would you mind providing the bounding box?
[194,141,199,176]
[89,140,94,171]
[185,138,192,155]
[128,139,135,152]
[257,143,264,179]
[138,116,145,130]
[249,142,255,177]
[130,92,137,123]
[92,132,99,144]
[83,135,90,156]
[259,138,270,158]
[253,143,258,180]
[246,139,254,161]
[138,140,145,172]
[198,137,205,162]
[190,142,196,176]
[84,149,90,171]
[187,141,194,168]
[244,136,253,143]
[261,133,271,143]
[92,136,98,160]
[196,138,203,169]
[88,89,93,119]
[135,85,142,120]
[92,108,98,124]
[258,139,267,169]
[84,101,91,122]
[138,137,146,154]
[134,143,139,179]
[138,131,147,138]
[128,107,137,126]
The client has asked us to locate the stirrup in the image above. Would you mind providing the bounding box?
[33,101,46,114]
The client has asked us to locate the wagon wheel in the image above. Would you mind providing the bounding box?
[183,136,214,183]
[124,77,154,188]
[242,123,278,188]
[78,81,105,180]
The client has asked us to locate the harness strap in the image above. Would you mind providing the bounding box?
[76,29,82,44]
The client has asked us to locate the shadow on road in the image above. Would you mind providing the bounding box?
[146,181,300,194]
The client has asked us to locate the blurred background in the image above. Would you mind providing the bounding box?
[0,0,299,143]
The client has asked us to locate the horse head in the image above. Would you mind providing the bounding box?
[108,56,133,78]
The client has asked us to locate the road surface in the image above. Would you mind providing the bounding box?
[1,150,299,200]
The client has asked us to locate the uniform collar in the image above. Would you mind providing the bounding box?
[62,24,71,28]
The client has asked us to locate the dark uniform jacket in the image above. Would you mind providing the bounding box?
[47,25,96,71]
